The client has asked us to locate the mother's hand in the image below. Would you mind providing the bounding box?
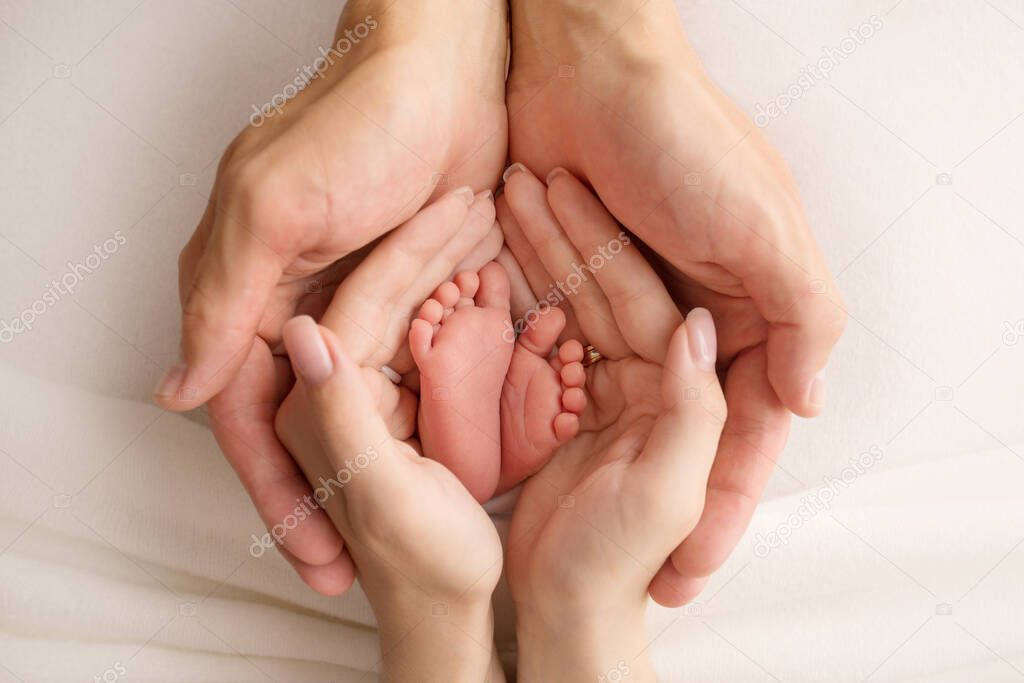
[209,189,500,594]
[501,171,726,680]
[276,311,503,681]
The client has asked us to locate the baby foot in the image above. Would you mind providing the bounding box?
[498,305,587,492]
[410,263,515,502]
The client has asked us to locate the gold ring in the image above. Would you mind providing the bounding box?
[582,344,603,367]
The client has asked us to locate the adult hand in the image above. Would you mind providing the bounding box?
[505,0,845,604]
[501,170,726,682]
[214,189,500,593]
[157,0,507,409]
[156,1,507,588]
[276,312,503,681]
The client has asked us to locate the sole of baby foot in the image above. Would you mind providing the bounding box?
[410,263,514,502]
[497,306,587,492]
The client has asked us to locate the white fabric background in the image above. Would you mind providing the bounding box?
[0,1,1022,681]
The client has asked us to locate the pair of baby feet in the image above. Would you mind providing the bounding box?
[409,262,587,502]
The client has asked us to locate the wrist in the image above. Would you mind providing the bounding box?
[510,0,696,72]
[375,592,502,682]
[347,0,507,59]
[514,602,656,683]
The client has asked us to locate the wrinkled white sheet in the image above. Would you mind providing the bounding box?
[1,1,1022,680]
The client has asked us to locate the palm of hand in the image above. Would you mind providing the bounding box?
[508,356,687,609]
[195,43,507,347]
[507,60,783,363]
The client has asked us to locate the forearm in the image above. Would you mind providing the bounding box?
[341,0,507,59]
[375,594,505,682]
[509,0,695,70]
[515,605,656,683]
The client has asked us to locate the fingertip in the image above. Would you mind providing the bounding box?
[282,316,334,385]
[282,546,357,596]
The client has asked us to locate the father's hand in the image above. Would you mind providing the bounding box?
[157,0,507,410]
[506,0,845,605]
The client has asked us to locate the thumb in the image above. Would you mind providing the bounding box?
[635,309,727,532]
[155,219,282,410]
[281,316,396,498]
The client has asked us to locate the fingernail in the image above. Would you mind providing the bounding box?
[154,363,186,399]
[685,308,717,372]
[285,316,334,385]
[808,370,826,408]
[453,186,474,205]
[546,167,569,185]
[502,163,527,183]
[478,189,493,202]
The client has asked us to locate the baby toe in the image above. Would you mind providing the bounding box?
[432,281,461,309]
[517,306,566,358]
[559,361,586,388]
[558,339,585,364]
[418,298,444,325]
[562,387,587,414]
[553,412,580,443]
[409,318,435,363]
[454,271,480,299]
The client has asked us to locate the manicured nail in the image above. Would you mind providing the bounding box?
[154,363,186,399]
[808,370,826,408]
[502,163,527,183]
[546,167,569,185]
[284,316,333,385]
[685,308,717,372]
[453,186,474,205]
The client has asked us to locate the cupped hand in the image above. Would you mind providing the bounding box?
[501,170,726,625]
[158,2,507,410]
[505,0,844,604]
[277,312,503,681]
[212,190,500,594]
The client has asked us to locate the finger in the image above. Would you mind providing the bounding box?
[454,219,504,273]
[632,310,725,535]
[547,169,683,363]
[282,316,406,502]
[278,545,357,596]
[709,201,845,417]
[496,246,539,324]
[503,165,630,357]
[156,209,284,411]
[207,338,345,566]
[497,194,584,342]
[321,188,492,369]
[648,344,790,606]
